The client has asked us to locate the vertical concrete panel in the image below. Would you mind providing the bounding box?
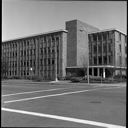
[121,34,126,67]
[35,38,39,76]
[61,32,67,77]
[66,20,77,67]
[114,31,120,67]
[76,20,99,67]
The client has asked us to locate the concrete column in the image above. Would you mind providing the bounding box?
[101,34,104,65]
[92,68,94,76]
[35,38,39,76]
[97,35,98,65]
[103,68,105,78]
[97,68,100,76]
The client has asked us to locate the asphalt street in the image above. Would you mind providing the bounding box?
[1,80,126,128]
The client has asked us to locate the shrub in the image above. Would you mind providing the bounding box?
[13,76,21,79]
[65,72,78,80]
[70,77,82,82]
[31,76,43,82]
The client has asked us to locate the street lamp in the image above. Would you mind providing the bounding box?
[80,28,89,84]
[30,67,33,80]
[55,38,58,82]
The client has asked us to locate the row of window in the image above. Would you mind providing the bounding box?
[7,58,56,68]
[92,56,112,65]
[2,46,60,58]
[6,70,57,76]
[2,36,60,50]
[89,31,114,42]
[92,43,112,54]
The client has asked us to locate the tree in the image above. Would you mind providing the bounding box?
[80,55,89,84]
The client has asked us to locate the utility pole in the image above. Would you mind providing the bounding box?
[55,37,58,82]
[80,28,89,85]
[30,67,33,80]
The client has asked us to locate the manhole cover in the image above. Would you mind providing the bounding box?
[90,101,102,104]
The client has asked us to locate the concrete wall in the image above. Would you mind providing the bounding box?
[114,31,126,67]
[76,20,99,67]
[66,19,99,67]
[60,32,67,77]
[66,20,77,67]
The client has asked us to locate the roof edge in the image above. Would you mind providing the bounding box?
[2,29,68,42]
[88,28,126,36]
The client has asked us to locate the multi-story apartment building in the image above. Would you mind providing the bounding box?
[2,30,68,80]
[2,19,127,80]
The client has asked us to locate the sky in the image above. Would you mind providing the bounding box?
[2,0,127,41]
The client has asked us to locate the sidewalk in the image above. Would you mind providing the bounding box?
[2,79,126,87]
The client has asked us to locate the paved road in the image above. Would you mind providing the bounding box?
[2,80,126,127]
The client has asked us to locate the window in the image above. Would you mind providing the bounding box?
[33,61,35,66]
[119,44,121,52]
[24,51,26,56]
[93,34,97,41]
[98,45,101,53]
[52,36,55,42]
[27,71,29,75]
[44,58,47,65]
[98,57,102,65]
[21,61,23,67]
[13,52,14,57]
[48,48,50,53]
[44,48,46,54]
[21,50,23,56]
[24,62,26,66]
[24,41,26,46]
[97,34,101,41]
[119,56,122,65]
[15,71,17,75]
[94,57,97,65]
[108,43,111,52]
[52,59,54,65]
[27,61,29,66]
[27,41,29,46]
[103,33,107,41]
[15,62,17,67]
[93,45,97,54]
[24,71,26,75]
[30,60,32,67]
[103,56,107,64]
[52,49,54,53]
[40,48,43,54]
[103,44,107,53]
[30,49,32,55]
[109,56,111,64]
[40,59,42,65]
[48,59,50,65]
[33,49,35,55]
[27,49,29,55]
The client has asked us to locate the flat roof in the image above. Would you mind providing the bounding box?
[2,29,68,43]
[88,28,126,36]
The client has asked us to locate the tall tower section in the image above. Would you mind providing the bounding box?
[66,19,99,67]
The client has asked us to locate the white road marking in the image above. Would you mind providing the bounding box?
[2,107,125,128]
[2,87,68,97]
[4,86,123,104]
